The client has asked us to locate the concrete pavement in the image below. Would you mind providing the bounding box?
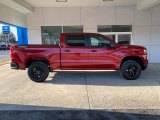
[0,50,10,66]
[0,64,160,110]
[0,50,10,62]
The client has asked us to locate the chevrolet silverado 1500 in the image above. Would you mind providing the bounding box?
[10,33,148,82]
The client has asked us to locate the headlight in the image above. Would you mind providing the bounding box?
[143,49,147,55]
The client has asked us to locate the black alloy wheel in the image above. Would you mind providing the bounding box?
[121,60,141,80]
[28,62,49,82]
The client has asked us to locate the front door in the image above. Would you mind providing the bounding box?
[86,34,118,70]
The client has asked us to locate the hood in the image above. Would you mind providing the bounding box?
[118,44,146,50]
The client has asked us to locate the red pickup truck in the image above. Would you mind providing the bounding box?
[10,33,148,82]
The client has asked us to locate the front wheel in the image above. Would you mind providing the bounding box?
[28,62,49,82]
[120,60,141,80]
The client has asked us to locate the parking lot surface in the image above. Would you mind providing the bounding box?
[0,64,160,111]
[0,50,10,62]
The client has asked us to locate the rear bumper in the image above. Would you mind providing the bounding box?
[10,62,19,70]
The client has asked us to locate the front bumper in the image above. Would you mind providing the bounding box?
[10,62,19,70]
[143,60,148,70]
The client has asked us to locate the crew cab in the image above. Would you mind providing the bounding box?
[10,33,148,82]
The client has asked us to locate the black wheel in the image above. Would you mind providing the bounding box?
[28,62,49,82]
[120,60,141,80]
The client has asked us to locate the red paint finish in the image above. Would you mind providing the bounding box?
[10,33,148,71]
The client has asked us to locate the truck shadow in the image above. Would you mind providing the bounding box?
[45,67,160,86]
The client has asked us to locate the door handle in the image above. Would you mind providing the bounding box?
[64,49,70,52]
[90,50,97,52]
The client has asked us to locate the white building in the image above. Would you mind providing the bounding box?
[0,0,160,63]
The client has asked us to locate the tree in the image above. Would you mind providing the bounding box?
[0,32,17,44]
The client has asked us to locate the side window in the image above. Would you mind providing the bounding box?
[66,35,85,47]
[89,35,111,47]
[91,37,99,46]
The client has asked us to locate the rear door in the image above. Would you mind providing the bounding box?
[61,34,90,69]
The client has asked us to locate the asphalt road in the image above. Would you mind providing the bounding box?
[0,64,160,119]
[0,110,160,120]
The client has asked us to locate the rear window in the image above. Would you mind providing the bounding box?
[66,35,85,47]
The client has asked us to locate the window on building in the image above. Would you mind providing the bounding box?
[41,26,83,45]
[98,25,132,32]
[118,34,131,45]
[63,26,83,33]
[66,35,85,47]
[97,25,112,32]
[41,26,62,45]
[98,25,132,45]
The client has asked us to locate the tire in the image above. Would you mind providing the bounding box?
[120,60,141,80]
[28,62,49,82]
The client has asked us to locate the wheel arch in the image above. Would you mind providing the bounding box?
[26,59,50,68]
[120,56,145,70]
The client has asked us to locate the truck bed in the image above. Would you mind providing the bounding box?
[10,45,61,70]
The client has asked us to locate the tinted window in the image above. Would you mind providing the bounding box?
[89,35,111,47]
[66,35,85,47]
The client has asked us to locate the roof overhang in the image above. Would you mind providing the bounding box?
[0,0,160,14]
[0,0,33,14]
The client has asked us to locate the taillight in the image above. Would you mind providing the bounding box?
[10,45,17,55]
[10,46,14,54]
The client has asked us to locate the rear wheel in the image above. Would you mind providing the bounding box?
[120,60,141,80]
[28,62,49,82]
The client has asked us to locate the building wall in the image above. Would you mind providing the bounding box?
[0,3,26,27]
[27,5,160,63]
